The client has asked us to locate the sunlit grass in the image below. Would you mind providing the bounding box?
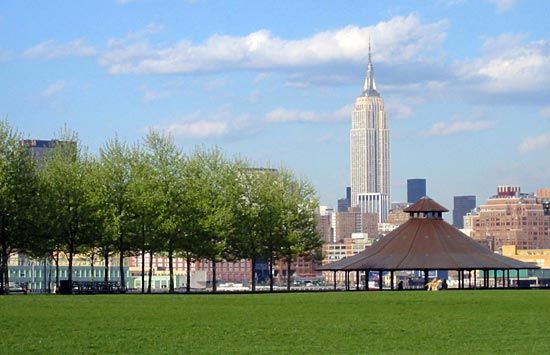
[1,290,548,354]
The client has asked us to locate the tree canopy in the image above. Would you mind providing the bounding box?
[0,121,322,293]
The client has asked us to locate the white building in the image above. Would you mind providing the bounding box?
[357,192,389,223]
[350,44,390,219]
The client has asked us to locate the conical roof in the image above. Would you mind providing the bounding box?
[319,198,538,271]
[403,196,448,213]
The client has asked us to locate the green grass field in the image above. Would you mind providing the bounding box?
[1,290,549,354]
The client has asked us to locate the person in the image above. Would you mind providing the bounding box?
[441,279,448,290]
[397,280,403,290]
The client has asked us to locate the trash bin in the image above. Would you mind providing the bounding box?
[59,280,73,295]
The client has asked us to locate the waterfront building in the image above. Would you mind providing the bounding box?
[469,186,550,250]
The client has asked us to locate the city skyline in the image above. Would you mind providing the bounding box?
[1,1,549,210]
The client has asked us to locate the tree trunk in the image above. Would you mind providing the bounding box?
[251,257,256,292]
[212,259,217,293]
[286,257,292,291]
[0,251,3,295]
[54,251,59,293]
[0,246,6,295]
[90,252,95,282]
[147,251,153,293]
[103,249,109,283]
[168,247,174,293]
[269,245,274,292]
[68,240,74,288]
[186,254,191,293]
[0,213,7,295]
[141,249,145,294]
[118,232,125,293]
[141,224,146,294]
[47,256,52,294]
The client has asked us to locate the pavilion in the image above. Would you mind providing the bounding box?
[318,197,539,290]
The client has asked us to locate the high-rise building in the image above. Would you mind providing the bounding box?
[357,192,389,223]
[453,195,476,229]
[407,178,426,204]
[337,187,352,212]
[334,207,378,242]
[350,44,390,213]
[469,186,550,250]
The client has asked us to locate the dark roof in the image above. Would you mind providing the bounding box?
[403,197,449,213]
[319,199,538,271]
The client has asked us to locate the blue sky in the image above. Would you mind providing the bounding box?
[1,0,549,211]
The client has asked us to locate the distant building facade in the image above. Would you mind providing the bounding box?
[337,187,352,212]
[453,195,476,229]
[469,186,550,250]
[407,178,426,204]
[357,192,389,223]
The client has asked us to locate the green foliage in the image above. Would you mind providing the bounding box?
[2,291,550,353]
[39,128,93,284]
[1,122,321,290]
[0,121,40,293]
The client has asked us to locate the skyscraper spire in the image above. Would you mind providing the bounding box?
[363,40,379,97]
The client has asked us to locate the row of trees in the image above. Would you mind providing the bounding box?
[0,121,322,294]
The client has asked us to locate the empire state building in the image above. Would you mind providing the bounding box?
[350,45,390,221]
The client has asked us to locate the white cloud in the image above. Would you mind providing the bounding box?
[518,132,550,153]
[42,81,65,97]
[456,35,550,94]
[487,0,519,12]
[540,107,550,119]
[162,120,228,138]
[99,14,447,74]
[265,105,352,123]
[24,40,96,59]
[424,120,494,136]
[153,111,259,139]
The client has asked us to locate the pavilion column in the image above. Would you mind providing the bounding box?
[473,270,477,289]
[365,270,369,291]
[356,270,359,291]
[494,269,497,289]
[423,270,429,288]
[390,271,394,290]
[378,270,383,290]
[516,269,520,288]
[333,271,337,290]
[345,271,349,291]
[468,270,472,289]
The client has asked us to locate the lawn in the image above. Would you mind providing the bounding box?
[1,290,549,354]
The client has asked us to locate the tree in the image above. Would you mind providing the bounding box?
[127,144,160,293]
[276,170,322,290]
[40,129,91,291]
[97,137,134,292]
[144,131,188,293]
[0,121,39,294]
[185,147,240,292]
